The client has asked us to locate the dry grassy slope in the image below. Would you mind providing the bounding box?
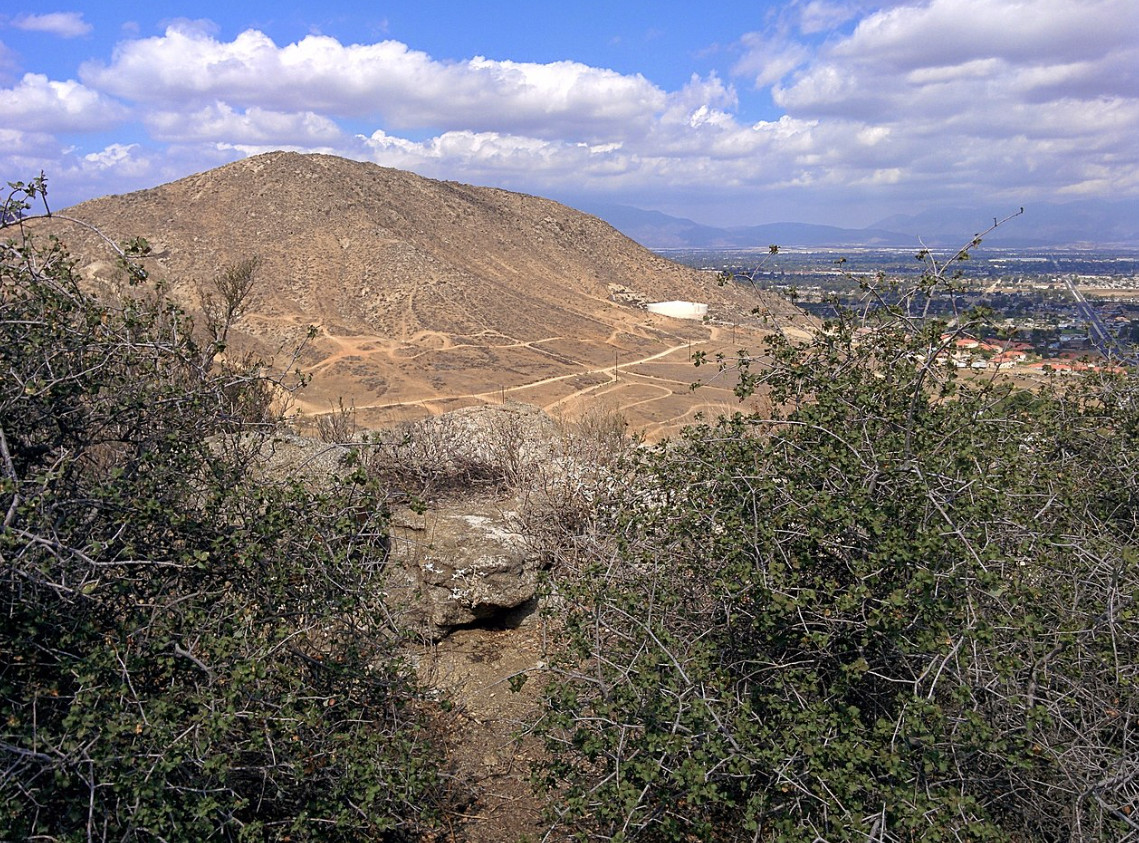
[46,151,807,433]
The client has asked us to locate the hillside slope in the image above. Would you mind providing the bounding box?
[43,152,806,432]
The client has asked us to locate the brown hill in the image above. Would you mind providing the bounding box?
[42,152,809,435]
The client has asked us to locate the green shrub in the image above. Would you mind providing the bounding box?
[0,177,454,841]
[536,240,1138,841]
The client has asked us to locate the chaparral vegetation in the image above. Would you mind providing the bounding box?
[0,176,458,841]
[3,174,1136,842]
[535,230,1139,841]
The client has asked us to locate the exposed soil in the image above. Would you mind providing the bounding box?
[39,151,812,439]
[415,612,550,842]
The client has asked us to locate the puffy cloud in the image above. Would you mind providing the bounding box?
[748,0,1139,205]
[146,102,343,144]
[0,137,164,211]
[735,35,813,89]
[830,0,1138,71]
[81,26,665,141]
[354,112,836,200]
[656,73,741,141]
[666,72,738,115]
[0,73,128,132]
[358,130,632,186]
[80,143,148,175]
[9,2,1138,224]
[779,0,1139,117]
[10,12,92,39]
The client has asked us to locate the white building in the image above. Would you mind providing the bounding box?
[646,301,708,320]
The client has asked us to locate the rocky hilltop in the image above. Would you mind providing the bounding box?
[45,152,807,433]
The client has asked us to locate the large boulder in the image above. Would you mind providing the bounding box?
[388,497,538,635]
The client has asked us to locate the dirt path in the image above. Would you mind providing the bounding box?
[286,316,782,434]
[540,340,706,412]
[331,338,707,416]
[416,619,549,842]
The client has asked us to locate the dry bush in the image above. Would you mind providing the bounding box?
[314,396,359,443]
[342,401,634,554]
[477,402,535,488]
[511,401,635,556]
[360,407,522,499]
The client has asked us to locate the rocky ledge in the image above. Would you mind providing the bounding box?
[388,497,540,637]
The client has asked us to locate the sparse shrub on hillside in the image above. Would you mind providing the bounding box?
[354,402,616,503]
[315,395,360,443]
[482,403,536,489]
[361,410,513,499]
[351,399,634,581]
[513,403,634,556]
[534,224,1138,841]
[0,176,457,841]
[200,255,260,361]
[557,401,631,463]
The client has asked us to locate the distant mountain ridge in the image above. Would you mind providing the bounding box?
[577,199,1139,250]
[868,199,1139,248]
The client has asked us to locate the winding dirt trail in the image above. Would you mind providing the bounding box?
[283,315,777,437]
[323,337,701,415]
[541,340,700,412]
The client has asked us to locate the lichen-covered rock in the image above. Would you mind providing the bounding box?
[388,497,538,635]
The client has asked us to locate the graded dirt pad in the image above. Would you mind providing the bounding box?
[287,313,776,435]
[38,151,808,439]
[283,302,781,434]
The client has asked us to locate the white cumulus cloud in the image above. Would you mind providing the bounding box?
[11,12,92,39]
[81,26,665,141]
[81,142,144,172]
[146,102,343,144]
[755,0,1139,206]
[358,130,625,184]
[0,73,128,132]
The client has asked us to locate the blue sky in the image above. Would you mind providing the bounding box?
[2,1,1136,227]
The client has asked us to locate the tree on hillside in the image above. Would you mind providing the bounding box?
[535,226,1138,841]
[0,175,456,841]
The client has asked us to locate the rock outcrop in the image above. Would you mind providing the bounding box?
[389,498,538,636]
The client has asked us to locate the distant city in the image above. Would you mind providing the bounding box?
[666,247,1139,371]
